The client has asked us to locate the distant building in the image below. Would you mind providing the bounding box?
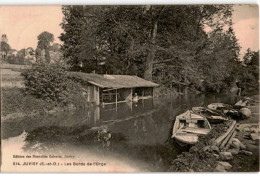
[38,43,63,64]
[25,47,36,63]
[68,72,159,105]
[25,47,34,56]
[1,34,8,43]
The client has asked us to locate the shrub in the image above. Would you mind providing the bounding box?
[22,64,87,106]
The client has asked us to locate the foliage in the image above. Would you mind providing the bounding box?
[237,49,259,95]
[21,64,87,106]
[2,88,55,116]
[198,27,241,92]
[243,49,259,66]
[6,55,25,65]
[59,5,248,94]
[36,31,54,63]
[1,41,11,53]
[1,41,11,60]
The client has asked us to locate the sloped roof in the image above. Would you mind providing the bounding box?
[69,72,159,89]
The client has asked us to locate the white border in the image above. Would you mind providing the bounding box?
[1,0,259,176]
[0,0,259,5]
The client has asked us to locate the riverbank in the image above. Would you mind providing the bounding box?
[1,88,83,121]
[169,95,259,172]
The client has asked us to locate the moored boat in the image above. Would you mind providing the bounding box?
[171,110,211,146]
[207,103,243,120]
[192,107,229,123]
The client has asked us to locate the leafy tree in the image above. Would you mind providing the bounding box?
[243,49,259,66]
[60,5,244,94]
[197,27,241,92]
[17,49,26,58]
[36,31,54,64]
[60,5,233,79]
[236,49,259,95]
[50,43,61,52]
[250,50,259,66]
[60,6,105,72]
[1,41,11,60]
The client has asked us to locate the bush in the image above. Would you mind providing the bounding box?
[22,64,87,106]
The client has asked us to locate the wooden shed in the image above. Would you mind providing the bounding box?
[69,72,159,105]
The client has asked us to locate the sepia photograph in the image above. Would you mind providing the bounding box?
[0,3,259,173]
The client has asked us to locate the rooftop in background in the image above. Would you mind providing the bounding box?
[68,72,159,89]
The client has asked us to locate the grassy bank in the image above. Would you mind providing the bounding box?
[1,88,57,120]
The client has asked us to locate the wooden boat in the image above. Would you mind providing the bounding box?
[192,107,229,123]
[207,103,242,120]
[171,110,211,146]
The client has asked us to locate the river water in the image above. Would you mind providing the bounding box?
[1,93,236,172]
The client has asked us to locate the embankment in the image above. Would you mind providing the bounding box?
[169,95,259,172]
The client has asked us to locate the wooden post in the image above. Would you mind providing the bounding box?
[152,87,154,99]
[96,86,100,105]
[101,89,103,103]
[130,88,133,112]
[115,89,118,112]
[116,89,118,104]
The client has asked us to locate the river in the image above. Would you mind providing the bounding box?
[1,93,236,172]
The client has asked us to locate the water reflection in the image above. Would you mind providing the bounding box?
[1,93,235,172]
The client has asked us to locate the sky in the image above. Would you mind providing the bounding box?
[0,5,259,57]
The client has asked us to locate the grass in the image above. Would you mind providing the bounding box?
[1,87,56,117]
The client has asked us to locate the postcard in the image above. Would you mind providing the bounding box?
[1,4,259,172]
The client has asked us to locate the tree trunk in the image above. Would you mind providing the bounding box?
[45,49,50,64]
[144,21,157,81]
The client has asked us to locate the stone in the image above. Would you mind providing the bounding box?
[213,154,219,159]
[240,142,246,150]
[218,161,232,170]
[231,138,246,150]
[251,128,260,133]
[210,145,220,154]
[220,151,233,160]
[242,150,253,156]
[250,133,260,141]
[240,108,252,119]
[231,141,241,149]
[232,138,240,143]
[214,164,226,172]
[203,145,211,152]
[244,127,251,132]
[228,148,240,155]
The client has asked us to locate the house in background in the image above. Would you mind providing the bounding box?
[68,72,159,105]
[25,47,36,63]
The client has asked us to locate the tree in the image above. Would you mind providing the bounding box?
[60,6,233,78]
[1,41,11,60]
[60,5,243,94]
[60,6,105,72]
[36,31,54,64]
[50,43,61,52]
[197,27,241,92]
[243,49,259,66]
[236,49,259,95]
